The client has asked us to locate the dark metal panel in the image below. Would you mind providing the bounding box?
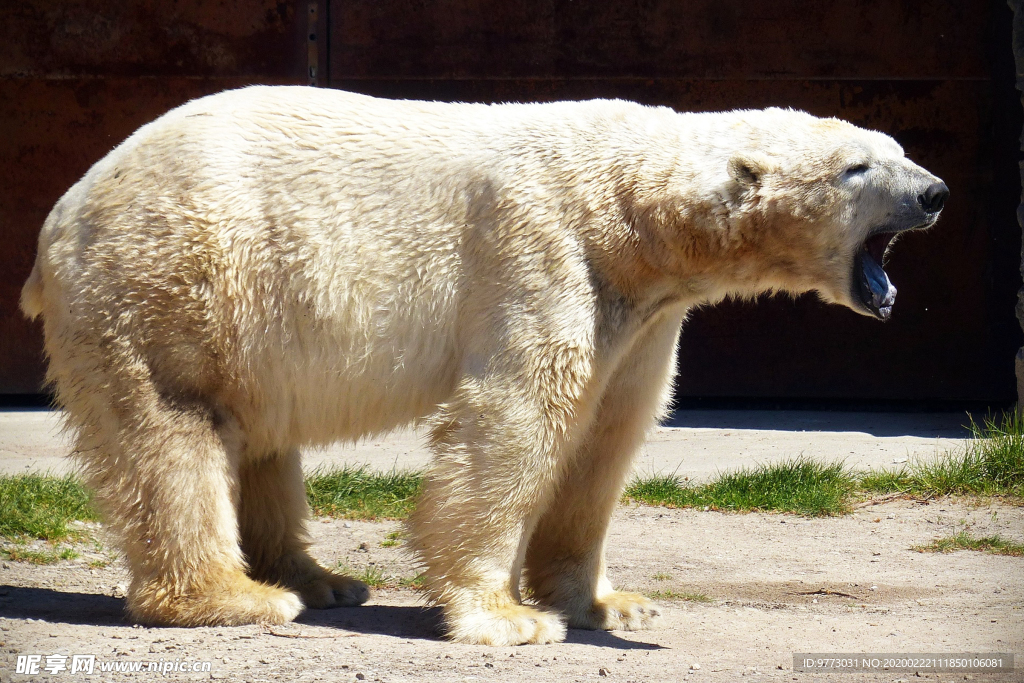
[0,1,311,393]
[0,0,308,80]
[330,0,992,81]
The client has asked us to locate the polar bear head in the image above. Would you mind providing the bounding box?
[688,108,947,320]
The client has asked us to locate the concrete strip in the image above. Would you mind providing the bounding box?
[0,409,971,481]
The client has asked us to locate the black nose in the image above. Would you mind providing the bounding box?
[918,181,949,214]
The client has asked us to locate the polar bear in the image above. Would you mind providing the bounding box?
[20,86,946,645]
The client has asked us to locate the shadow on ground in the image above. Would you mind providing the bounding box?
[0,586,125,626]
[0,587,664,649]
[300,604,665,648]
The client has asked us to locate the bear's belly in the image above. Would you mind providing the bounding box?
[228,302,462,451]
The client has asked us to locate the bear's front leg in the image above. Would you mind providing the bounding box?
[407,334,600,645]
[525,312,683,632]
[407,393,577,644]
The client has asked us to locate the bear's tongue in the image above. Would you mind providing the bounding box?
[859,233,897,319]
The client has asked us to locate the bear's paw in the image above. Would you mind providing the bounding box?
[571,591,661,631]
[447,602,567,646]
[128,573,304,627]
[294,572,370,609]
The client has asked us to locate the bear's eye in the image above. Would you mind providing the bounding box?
[844,163,870,177]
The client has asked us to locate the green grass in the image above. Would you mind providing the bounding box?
[1,410,1021,556]
[646,589,712,602]
[399,573,427,590]
[335,561,420,589]
[380,530,403,548]
[624,459,857,516]
[860,412,1024,497]
[0,473,100,541]
[305,466,422,520]
[1,543,80,565]
[913,531,1024,557]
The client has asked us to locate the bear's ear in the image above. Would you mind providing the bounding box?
[728,152,773,187]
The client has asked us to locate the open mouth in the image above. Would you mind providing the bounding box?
[855,230,900,320]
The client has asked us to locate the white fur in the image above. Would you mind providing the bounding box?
[21,86,941,643]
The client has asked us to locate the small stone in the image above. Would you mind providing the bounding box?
[355,674,366,681]
[691,663,701,670]
[344,522,352,528]
[599,668,608,676]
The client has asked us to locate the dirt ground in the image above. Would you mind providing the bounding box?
[1,498,1021,682]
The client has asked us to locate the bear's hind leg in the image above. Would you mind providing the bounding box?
[238,450,369,609]
[83,401,304,627]
[524,314,683,632]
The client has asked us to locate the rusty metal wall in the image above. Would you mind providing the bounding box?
[0,0,313,393]
[2,1,1020,404]
[329,0,1021,404]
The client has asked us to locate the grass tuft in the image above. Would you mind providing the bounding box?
[624,459,856,516]
[860,412,1024,497]
[913,531,1024,557]
[647,589,712,602]
[398,573,427,590]
[305,466,422,520]
[380,530,403,548]
[1,544,80,565]
[0,474,99,541]
[335,561,415,589]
